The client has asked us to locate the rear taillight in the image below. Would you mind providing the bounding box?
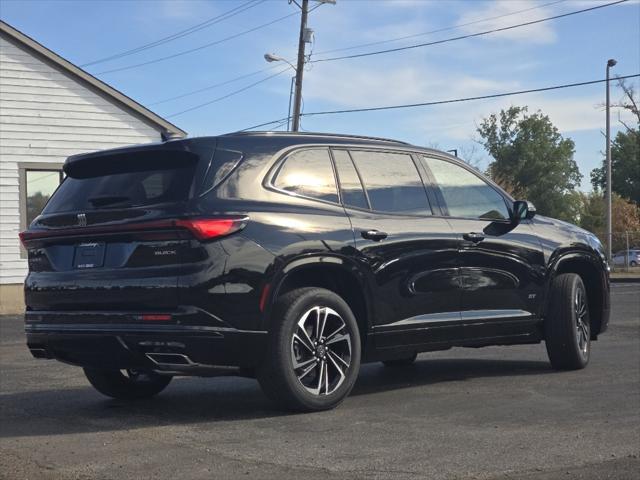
[18,231,28,248]
[19,216,248,245]
[174,218,246,241]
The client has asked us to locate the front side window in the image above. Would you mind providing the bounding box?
[273,149,338,203]
[25,169,64,225]
[350,150,431,214]
[423,156,509,220]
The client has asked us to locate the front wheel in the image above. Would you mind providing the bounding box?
[84,368,172,400]
[257,287,361,412]
[544,273,591,370]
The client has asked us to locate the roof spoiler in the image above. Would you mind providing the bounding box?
[64,143,199,179]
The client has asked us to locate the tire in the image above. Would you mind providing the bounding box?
[83,368,172,400]
[544,273,591,370]
[630,261,638,267]
[382,353,417,367]
[257,287,361,412]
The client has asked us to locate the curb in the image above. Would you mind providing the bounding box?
[611,277,640,284]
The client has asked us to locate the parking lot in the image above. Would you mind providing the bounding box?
[1,283,638,480]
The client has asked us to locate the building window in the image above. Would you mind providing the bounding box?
[25,169,64,226]
[18,163,64,258]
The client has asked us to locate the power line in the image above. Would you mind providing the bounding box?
[166,66,293,118]
[313,0,628,63]
[316,0,567,56]
[238,74,640,130]
[81,0,263,67]
[96,11,300,75]
[239,117,291,132]
[149,64,284,106]
[148,3,324,106]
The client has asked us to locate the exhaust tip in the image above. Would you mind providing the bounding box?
[146,352,193,366]
[29,347,52,359]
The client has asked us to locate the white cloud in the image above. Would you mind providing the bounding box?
[456,0,559,45]
[303,61,518,109]
[409,89,639,144]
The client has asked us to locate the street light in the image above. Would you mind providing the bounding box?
[264,53,296,71]
[264,53,297,131]
[606,58,617,264]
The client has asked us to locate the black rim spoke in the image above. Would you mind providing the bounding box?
[574,286,590,356]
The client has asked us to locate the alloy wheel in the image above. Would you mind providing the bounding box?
[290,306,352,396]
[575,285,590,357]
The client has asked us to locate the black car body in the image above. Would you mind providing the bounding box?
[21,132,610,410]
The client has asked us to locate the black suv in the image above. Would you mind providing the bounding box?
[21,132,610,411]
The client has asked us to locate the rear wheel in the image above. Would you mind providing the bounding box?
[544,273,591,370]
[257,287,361,412]
[83,368,172,400]
[382,353,417,367]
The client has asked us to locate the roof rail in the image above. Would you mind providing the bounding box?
[223,130,411,145]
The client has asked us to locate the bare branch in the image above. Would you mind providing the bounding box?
[615,77,640,125]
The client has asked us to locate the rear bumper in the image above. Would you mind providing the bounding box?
[25,310,267,371]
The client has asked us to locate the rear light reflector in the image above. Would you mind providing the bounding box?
[259,283,271,312]
[19,216,248,245]
[140,314,172,321]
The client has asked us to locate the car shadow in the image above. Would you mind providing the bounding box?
[351,357,551,397]
[0,357,551,439]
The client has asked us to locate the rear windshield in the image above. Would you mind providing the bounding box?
[43,166,195,214]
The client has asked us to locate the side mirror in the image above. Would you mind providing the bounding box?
[512,200,536,223]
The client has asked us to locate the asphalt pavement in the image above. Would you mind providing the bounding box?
[1,284,638,480]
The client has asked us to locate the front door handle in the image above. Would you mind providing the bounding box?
[463,232,485,243]
[361,230,388,241]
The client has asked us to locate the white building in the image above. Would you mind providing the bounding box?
[0,21,186,314]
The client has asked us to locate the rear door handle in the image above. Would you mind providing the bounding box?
[463,232,485,243]
[361,230,388,241]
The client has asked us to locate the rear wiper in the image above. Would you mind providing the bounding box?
[88,195,133,208]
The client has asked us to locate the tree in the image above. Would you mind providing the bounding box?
[590,79,640,205]
[477,106,582,222]
[579,192,640,251]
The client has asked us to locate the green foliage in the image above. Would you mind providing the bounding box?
[26,191,50,225]
[590,128,640,205]
[477,106,582,222]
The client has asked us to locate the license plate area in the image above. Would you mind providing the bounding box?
[73,242,106,269]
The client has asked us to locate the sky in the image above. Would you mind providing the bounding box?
[1,0,639,191]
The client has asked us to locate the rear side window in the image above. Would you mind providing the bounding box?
[332,149,368,209]
[199,148,243,195]
[43,165,195,213]
[273,149,338,203]
[422,156,509,220]
[349,150,431,214]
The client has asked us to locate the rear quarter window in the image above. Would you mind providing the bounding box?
[199,148,244,195]
[273,148,339,203]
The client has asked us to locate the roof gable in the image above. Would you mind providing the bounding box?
[0,20,186,139]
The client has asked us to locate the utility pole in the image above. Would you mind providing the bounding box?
[605,58,617,263]
[291,0,309,132]
[264,1,335,131]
